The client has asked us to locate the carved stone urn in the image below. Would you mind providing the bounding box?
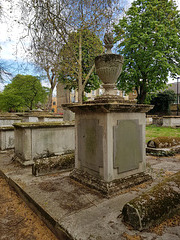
[95,32,124,96]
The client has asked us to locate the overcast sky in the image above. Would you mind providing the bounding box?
[1,0,178,61]
[0,0,180,84]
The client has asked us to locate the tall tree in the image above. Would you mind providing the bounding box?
[21,0,122,104]
[59,29,103,95]
[114,0,180,104]
[0,74,48,112]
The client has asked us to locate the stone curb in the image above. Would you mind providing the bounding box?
[0,169,73,240]
[122,171,180,230]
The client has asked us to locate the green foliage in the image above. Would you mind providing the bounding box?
[150,90,176,115]
[114,0,180,103]
[59,29,103,93]
[0,74,48,112]
[146,125,180,143]
[143,92,157,104]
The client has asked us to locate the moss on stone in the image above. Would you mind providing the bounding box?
[32,153,75,176]
[13,121,75,129]
[122,171,180,230]
[0,126,14,130]
[147,136,180,148]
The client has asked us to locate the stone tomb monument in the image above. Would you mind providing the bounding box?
[64,33,153,195]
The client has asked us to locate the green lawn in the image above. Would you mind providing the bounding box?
[146,125,180,143]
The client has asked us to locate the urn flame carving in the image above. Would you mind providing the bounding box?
[95,32,124,95]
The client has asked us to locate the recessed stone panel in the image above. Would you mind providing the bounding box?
[113,120,143,173]
[77,119,103,173]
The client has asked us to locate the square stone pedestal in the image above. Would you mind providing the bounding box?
[64,103,153,195]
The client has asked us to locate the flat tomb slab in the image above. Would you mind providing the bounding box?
[13,122,75,165]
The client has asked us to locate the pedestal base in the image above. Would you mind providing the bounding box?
[92,95,136,104]
[70,169,152,197]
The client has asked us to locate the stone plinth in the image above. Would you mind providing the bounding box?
[64,103,153,195]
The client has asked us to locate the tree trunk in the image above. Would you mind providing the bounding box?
[78,30,83,104]
[137,92,147,104]
[45,69,57,111]
[136,80,147,104]
[46,91,52,110]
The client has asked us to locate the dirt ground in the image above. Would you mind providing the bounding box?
[0,176,58,240]
[0,152,180,240]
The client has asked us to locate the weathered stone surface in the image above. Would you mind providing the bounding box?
[146,145,180,156]
[77,119,103,173]
[0,126,14,150]
[14,121,73,128]
[122,171,180,230]
[63,110,75,121]
[114,119,142,173]
[64,98,152,192]
[163,116,180,127]
[147,137,180,148]
[0,116,21,126]
[70,169,152,196]
[88,95,136,104]
[63,103,153,114]
[156,233,180,240]
[152,117,163,126]
[16,112,63,123]
[13,121,75,165]
[32,153,75,176]
[165,226,180,236]
[95,54,123,84]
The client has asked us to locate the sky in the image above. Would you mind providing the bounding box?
[0,0,180,89]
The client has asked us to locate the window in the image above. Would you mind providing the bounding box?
[71,97,75,103]
[99,89,103,95]
[53,101,56,105]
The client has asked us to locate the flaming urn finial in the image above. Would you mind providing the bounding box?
[95,32,124,96]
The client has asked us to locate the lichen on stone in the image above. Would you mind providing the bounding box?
[13,121,75,128]
[32,152,75,176]
[122,171,180,230]
[147,136,180,148]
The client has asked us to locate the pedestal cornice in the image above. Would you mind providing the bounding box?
[62,102,153,114]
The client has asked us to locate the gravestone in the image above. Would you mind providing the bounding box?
[63,32,153,195]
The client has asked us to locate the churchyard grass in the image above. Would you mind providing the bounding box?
[146,125,180,143]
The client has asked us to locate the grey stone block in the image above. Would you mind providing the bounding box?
[113,119,142,173]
